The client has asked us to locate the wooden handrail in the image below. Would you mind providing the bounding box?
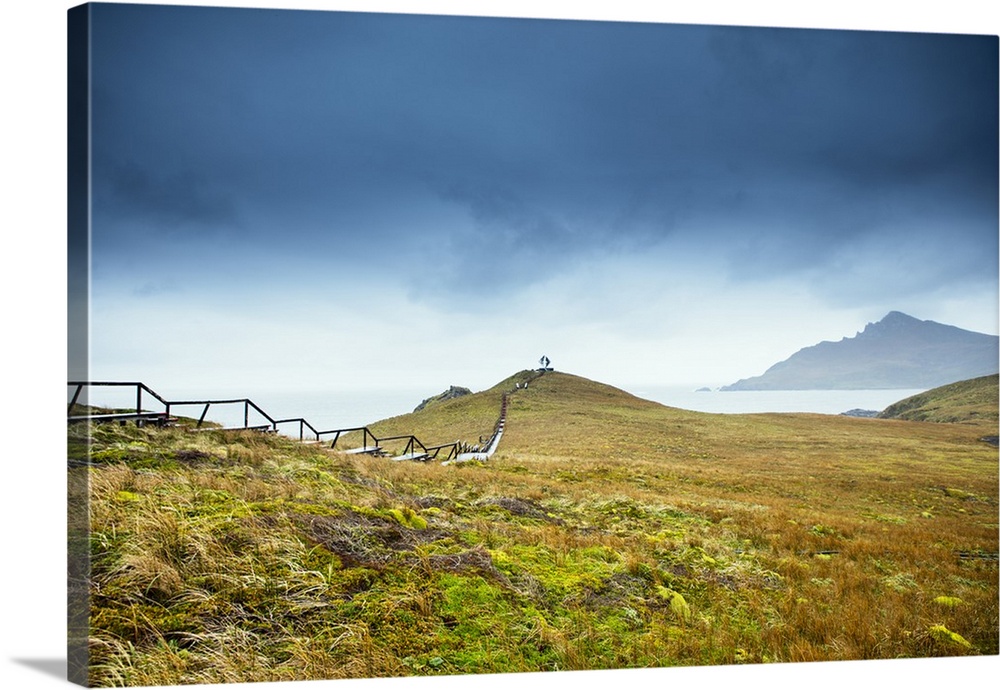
[67,380,503,465]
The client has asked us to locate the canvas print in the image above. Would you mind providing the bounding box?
[67,2,999,687]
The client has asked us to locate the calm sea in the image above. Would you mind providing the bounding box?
[632,386,926,416]
[80,384,926,435]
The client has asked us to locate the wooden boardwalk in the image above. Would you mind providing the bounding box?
[68,371,549,466]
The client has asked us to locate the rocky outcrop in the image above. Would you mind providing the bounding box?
[413,385,472,412]
[840,409,880,418]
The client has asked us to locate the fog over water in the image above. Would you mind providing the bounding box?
[79,382,928,434]
[635,386,927,416]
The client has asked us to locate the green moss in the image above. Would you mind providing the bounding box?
[90,602,198,644]
[943,488,975,500]
[301,544,343,572]
[422,572,556,673]
[928,624,972,649]
[288,501,339,517]
[932,596,963,608]
[327,567,380,595]
[628,561,654,581]
[578,545,622,564]
[596,497,648,519]
[409,514,428,530]
[68,440,90,463]
[808,524,838,537]
[656,586,691,623]
[91,448,136,463]
[388,507,428,529]
[194,488,235,504]
[883,573,919,592]
[501,544,616,601]
[862,512,908,524]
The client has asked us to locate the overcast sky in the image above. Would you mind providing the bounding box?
[79,1,998,395]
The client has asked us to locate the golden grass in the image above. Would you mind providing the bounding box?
[880,374,999,423]
[75,371,998,685]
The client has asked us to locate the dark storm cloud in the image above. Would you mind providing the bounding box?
[87,4,997,303]
[96,160,238,228]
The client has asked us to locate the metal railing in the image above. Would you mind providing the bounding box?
[67,381,462,461]
[68,381,276,430]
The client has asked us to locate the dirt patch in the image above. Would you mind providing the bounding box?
[300,511,450,568]
[427,546,510,584]
[661,563,691,579]
[414,495,453,510]
[173,449,222,465]
[578,571,651,610]
[480,496,563,523]
[297,510,515,589]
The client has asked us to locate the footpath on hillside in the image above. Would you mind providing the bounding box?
[445,368,548,464]
[68,367,555,465]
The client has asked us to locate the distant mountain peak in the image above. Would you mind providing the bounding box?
[870,311,922,327]
[722,312,999,391]
[881,310,917,324]
[858,311,922,337]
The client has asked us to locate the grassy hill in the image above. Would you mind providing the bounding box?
[74,370,998,686]
[878,374,999,424]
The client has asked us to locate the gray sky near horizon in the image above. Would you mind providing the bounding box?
[82,2,999,397]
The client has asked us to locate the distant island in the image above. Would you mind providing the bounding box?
[722,311,999,391]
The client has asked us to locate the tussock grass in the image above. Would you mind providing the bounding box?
[75,371,998,685]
